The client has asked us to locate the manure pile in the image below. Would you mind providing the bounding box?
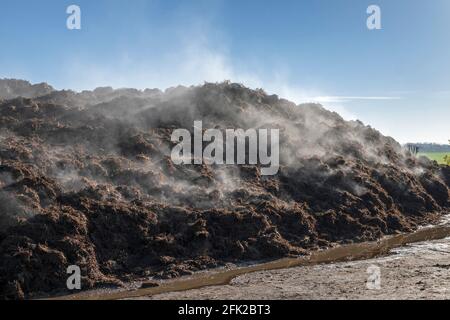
[0,79,449,299]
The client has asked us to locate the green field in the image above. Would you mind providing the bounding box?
[418,152,450,165]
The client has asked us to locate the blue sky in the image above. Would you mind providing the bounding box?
[0,0,449,143]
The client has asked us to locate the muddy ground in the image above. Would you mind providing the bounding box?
[145,236,450,300]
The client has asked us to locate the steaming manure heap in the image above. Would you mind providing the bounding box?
[0,79,449,299]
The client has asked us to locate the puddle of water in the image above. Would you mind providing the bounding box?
[52,220,450,300]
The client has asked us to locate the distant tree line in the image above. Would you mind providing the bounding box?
[405,143,450,153]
